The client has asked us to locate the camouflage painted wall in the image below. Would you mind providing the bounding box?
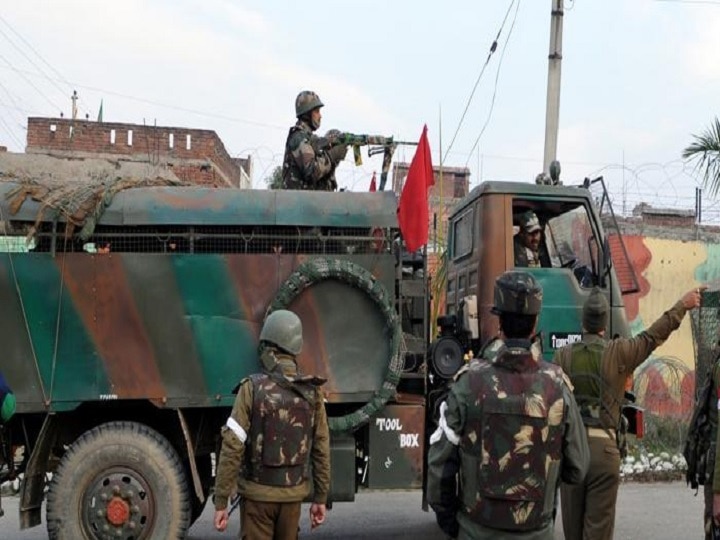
[621,234,709,417]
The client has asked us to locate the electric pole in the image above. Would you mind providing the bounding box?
[543,0,564,174]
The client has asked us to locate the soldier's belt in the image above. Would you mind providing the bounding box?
[587,427,616,440]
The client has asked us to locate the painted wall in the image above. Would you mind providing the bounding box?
[621,234,711,417]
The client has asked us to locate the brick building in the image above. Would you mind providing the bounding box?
[23,117,251,188]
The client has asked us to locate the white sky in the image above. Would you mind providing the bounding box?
[0,0,719,217]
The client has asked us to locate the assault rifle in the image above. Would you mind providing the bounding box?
[314,131,417,191]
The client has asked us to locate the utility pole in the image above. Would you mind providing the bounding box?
[543,0,564,174]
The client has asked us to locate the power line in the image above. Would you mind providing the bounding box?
[0,53,63,113]
[443,0,518,165]
[465,0,521,167]
[0,14,90,116]
[0,114,23,148]
[0,80,29,131]
[0,63,285,130]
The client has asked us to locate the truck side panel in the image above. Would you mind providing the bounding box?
[2,251,396,412]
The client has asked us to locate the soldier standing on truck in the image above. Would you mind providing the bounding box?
[282,90,348,191]
[555,286,703,540]
[213,310,331,539]
[426,271,589,540]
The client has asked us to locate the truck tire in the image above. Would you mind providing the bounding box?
[269,257,403,433]
[46,421,190,540]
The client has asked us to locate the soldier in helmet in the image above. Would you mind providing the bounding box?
[213,310,331,539]
[427,271,589,539]
[281,90,348,191]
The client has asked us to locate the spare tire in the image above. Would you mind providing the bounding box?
[267,258,402,433]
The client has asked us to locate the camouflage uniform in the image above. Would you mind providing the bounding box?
[427,271,589,539]
[281,91,344,191]
[213,311,330,540]
[281,120,339,190]
[705,358,720,540]
[554,289,692,540]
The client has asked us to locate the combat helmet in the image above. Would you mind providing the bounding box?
[260,309,303,355]
[491,271,543,315]
[295,90,324,118]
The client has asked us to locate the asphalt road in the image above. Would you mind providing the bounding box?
[0,482,705,539]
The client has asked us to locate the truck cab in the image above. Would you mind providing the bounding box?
[429,179,632,382]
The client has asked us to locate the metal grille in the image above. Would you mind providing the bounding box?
[29,224,395,255]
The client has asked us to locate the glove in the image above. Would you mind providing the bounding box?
[326,143,348,165]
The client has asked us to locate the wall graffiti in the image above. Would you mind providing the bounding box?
[621,235,707,417]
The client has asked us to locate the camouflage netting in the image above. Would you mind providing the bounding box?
[690,289,720,398]
[267,258,403,433]
[1,174,189,242]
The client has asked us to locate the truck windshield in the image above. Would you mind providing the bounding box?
[544,205,599,286]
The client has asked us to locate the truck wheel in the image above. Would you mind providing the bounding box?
[46,421,190,540]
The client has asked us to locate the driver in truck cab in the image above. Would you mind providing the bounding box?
[514,211,546,268]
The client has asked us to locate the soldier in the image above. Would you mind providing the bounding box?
[213,310,331,539]
[427,271,589,539]
[514,211,545,268]
[703,354,720,540]
[282,90,348,191]
[555,286,703,540]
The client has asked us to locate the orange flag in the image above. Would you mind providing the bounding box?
[397,125,434,252]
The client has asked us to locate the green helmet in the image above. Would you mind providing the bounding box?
[295,90,324,117]
[491,271,543,315]
[260,309,303,355]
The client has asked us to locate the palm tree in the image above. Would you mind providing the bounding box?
[683,117,720,196]
[264,166,284,190]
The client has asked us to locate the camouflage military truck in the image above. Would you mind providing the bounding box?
[0,175,636,538]
[0,182,430,538]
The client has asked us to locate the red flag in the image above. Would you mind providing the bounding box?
[398,125,434,252]
[369,172,377,192]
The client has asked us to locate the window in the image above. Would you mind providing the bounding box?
[110,129,116,144]
[127,130,133,146]
[451,208,473,260]
[512,200,600,287]
[545,206,595,269]
[169,133,174,149]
